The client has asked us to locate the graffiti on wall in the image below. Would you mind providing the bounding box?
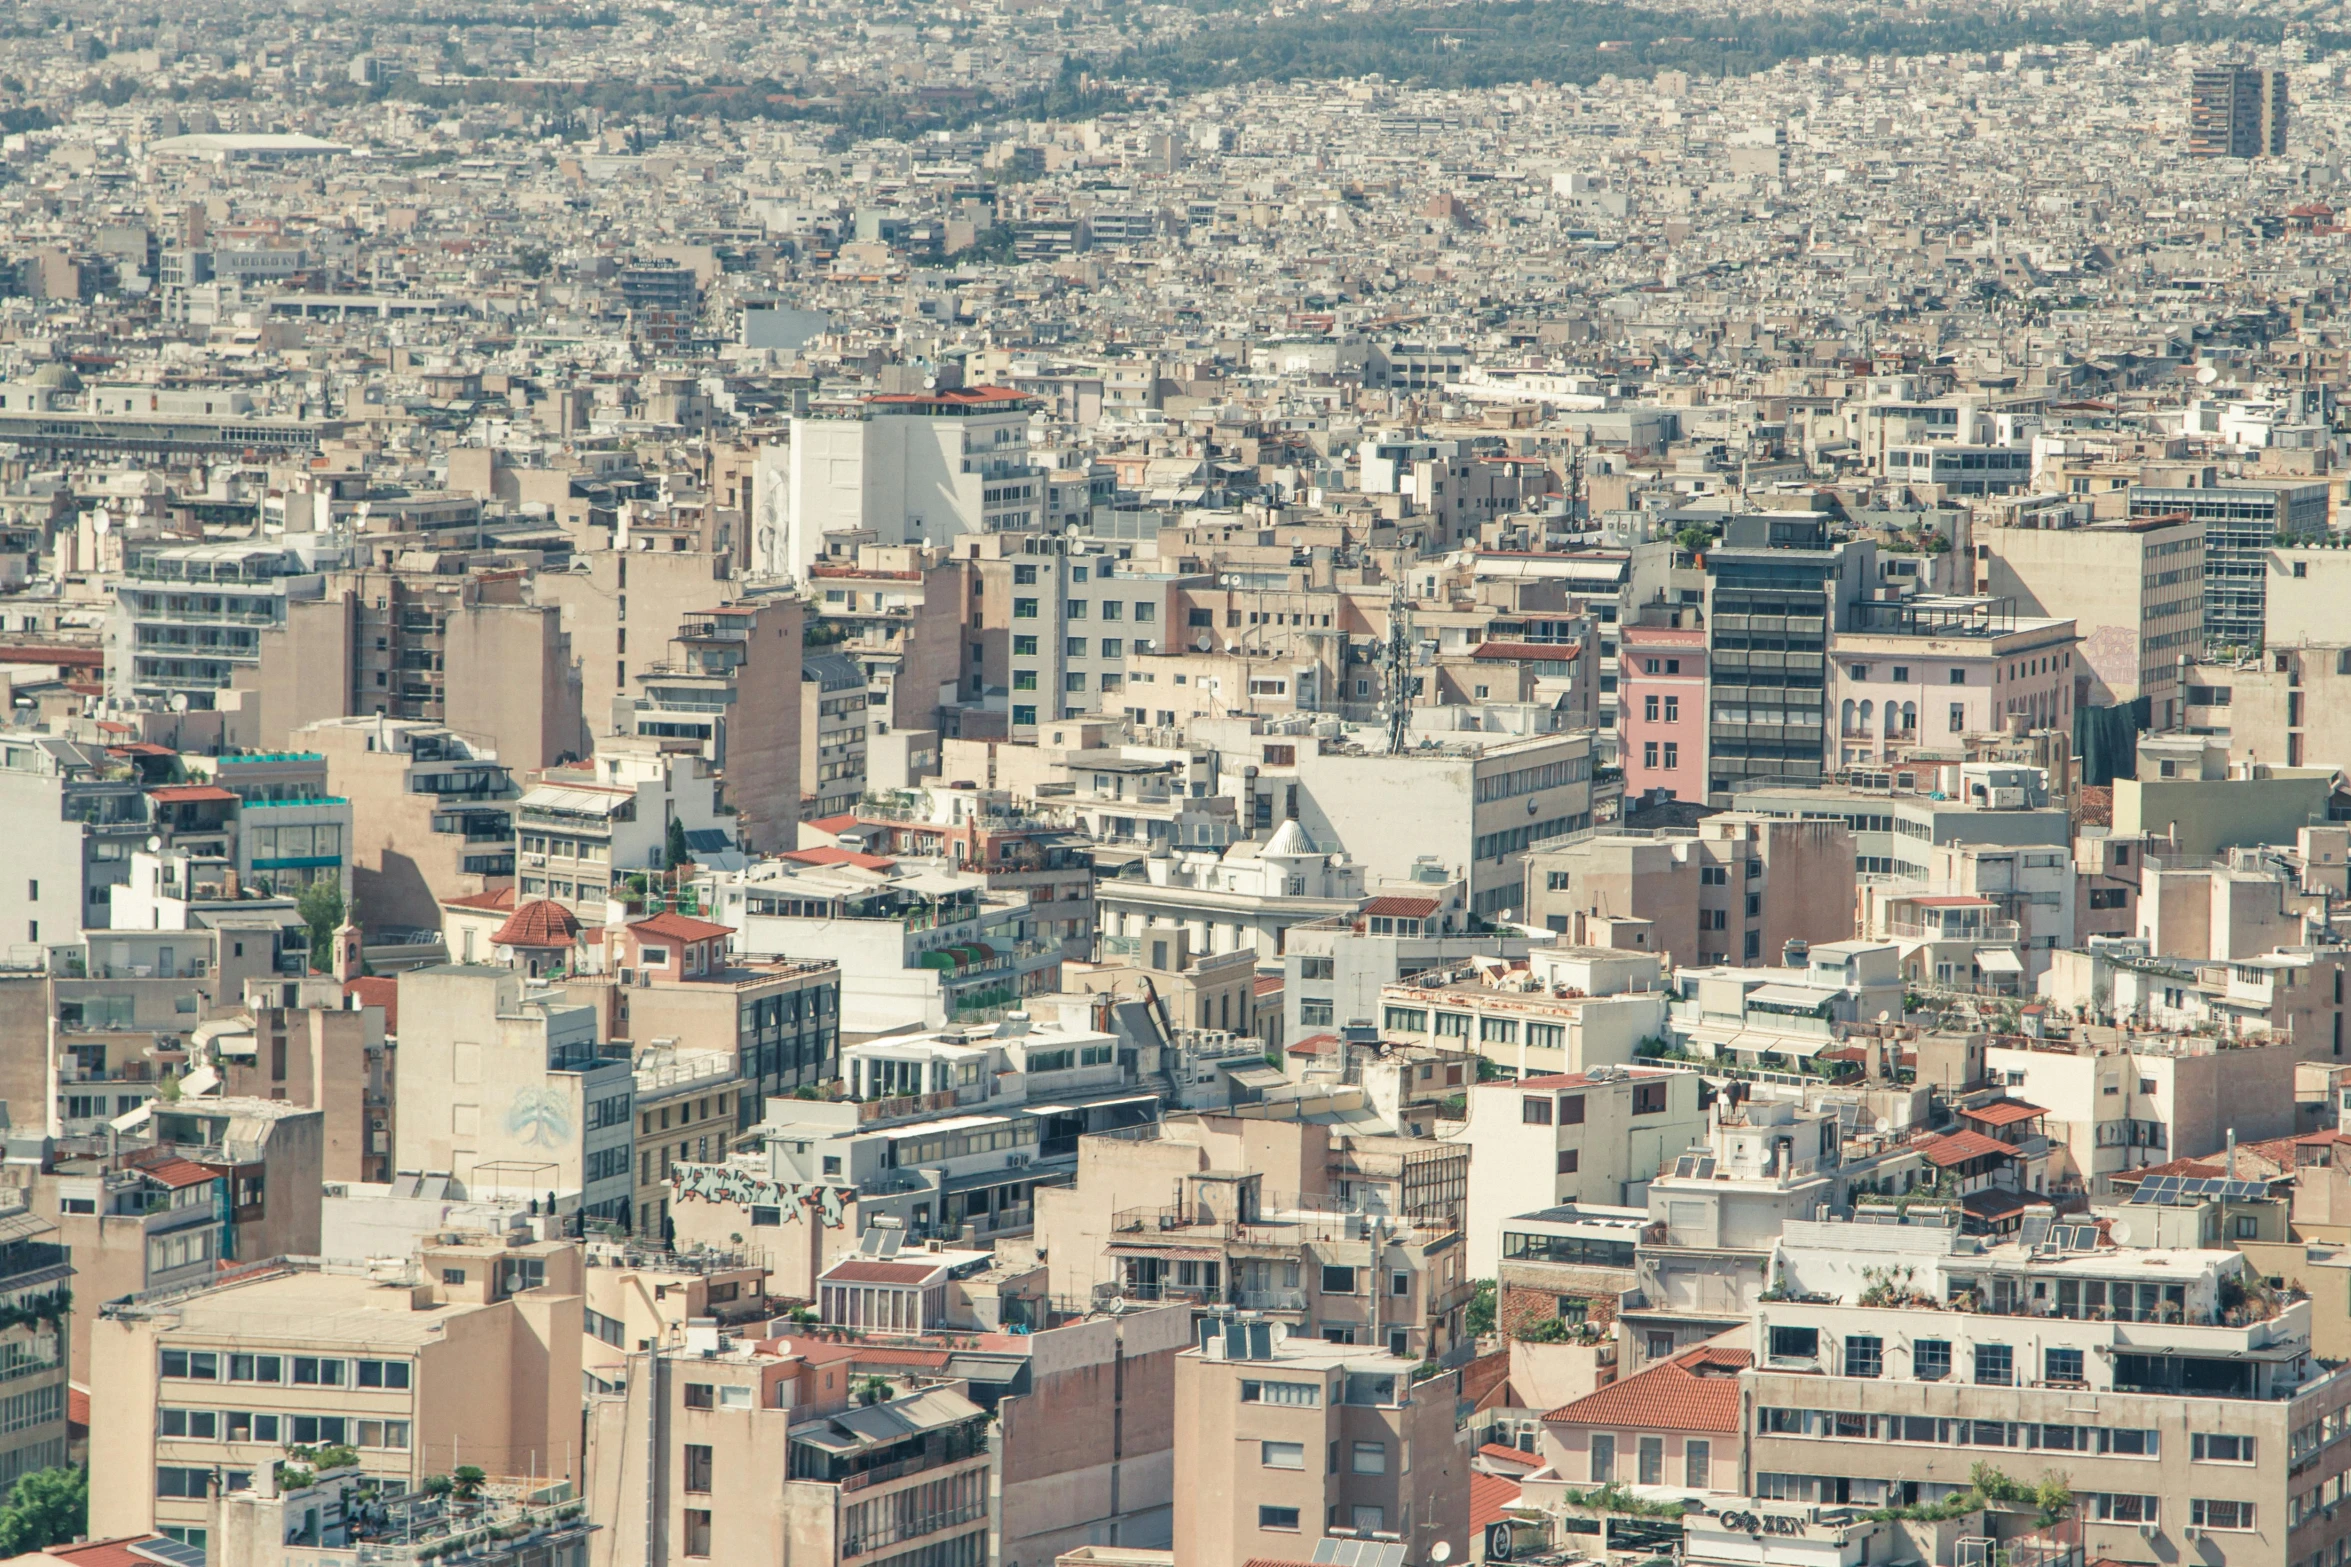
[673,1163,849,1228]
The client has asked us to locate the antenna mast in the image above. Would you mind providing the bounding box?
[1383,576,1414,756]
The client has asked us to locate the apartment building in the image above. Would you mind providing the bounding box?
[1826,597,2079,769]
[1096,814,1366,962]
[1734,774,2070,884]
[780,386,1045,575]
[211,974,389,1184]
[1172,1321,1467,1567]
[0,1207,72,1493]
[1618,601,1708,802]
[583,1322,992,1567]
[394,966,635,1225]
[628,1047,741,1240]
[615,597,803,855]
[2128,480,2327,654]
[564,913,840,1122]
[1457,1067,1707,1276]
[1980,512,2203,725]
[89,1240,584,1544]
[306,716,518,936]
[1700,513,1875,796]
[513,740,729,922]
[1742,1214,2351,1567]
[1375,944,1668,1080]
[245,569,587,775]
[104,539,329,708]
[0,732,152,949]
[1279,876,1528,1041]
[967,534,1172,738]
[802,545,967,735]
[1523,813,1856,969]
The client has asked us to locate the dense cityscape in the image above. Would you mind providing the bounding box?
[4,2,2351,1567]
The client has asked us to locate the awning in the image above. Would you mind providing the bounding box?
[1226,1065,1289,1090]
[1745,984,1838,1012]
[1976,948,2026,974]
[1732,1031,1836,1059]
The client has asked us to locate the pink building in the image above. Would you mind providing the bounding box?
[1619,609,1707,803]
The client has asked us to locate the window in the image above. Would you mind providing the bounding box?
[1239,1380,1320,1407]
[1556,1149,1579,1174]
[2193,1433,2255,1462]
[159,1408,219,1439]
[1299,956,1334,980]
[1685,1439,1711,1487]
[228,1354,281,1383]
[1973,1344,2014,1386]
[1638,1435,1664,1485]
[684,1383,715,1410]
[1589,1433,1615,1483]
[442,1269,466,1285]
[1391,1271,1410,1297]
[356,1359,410,1390]
[1663,743,1679,770]
[1844,1335,1883,1378]
[292,1356,344,1386]
[685,1444,714,1492]
[355,1420,410,1450]
[1769,1326,1818,1361]
[2190,1500,2254,1530]
[1949,668,1967,684]
[1258,1507,1301,1533]
[684,1509,712,1558]
[1522,1095,1553,1125]
[2044,1347,2085,1385]
[1321,1266,1357,1295]
[1012,598,1038,619]
[1914,1339,1951,1380]
[1012,705,1036,727]
[1352,1442,1387,1474]
[1013,564,1037,585]
[1632,1082,1667,1115]
[289,1416,347,1446]
[156,1467,211,1499]
[161,1351,218,1380]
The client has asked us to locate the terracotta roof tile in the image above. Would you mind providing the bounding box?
[1362,895,1439,918]
[1471,1471,1525,1531]
[1542,1345,1749,1433]
[1958,1099,2047,1127]
[493,898,581,948]
[630,911,735,942]
[1914,1129,2016,1168]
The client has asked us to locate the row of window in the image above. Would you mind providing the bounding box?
[1758,1408,2168,1456]
[160,1351,411,1388]
[1261,1439,1389,1474]
[159,1408,411,1449]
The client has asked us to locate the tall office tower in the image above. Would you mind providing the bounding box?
[2188,64,2287,157]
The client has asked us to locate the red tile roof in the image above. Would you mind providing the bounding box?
[443,888,518,912]
[1543,1344,1749,1433]
[1479,1441,1540,1467]
[494,898,582,948]
[51,1540,174,1567]
[1959,1100,2047,1127]
[1287,1032,1338,1056]
[630,911,735,942]
[804,813,862,834]
[347,975,399,1031]
[1914,1129,2017,1168]
[1471,1470,1525,1531]
[820,1260,942,1285]
[1253,975,1285,996]
[148,784,238,804]
[141,1157,218,1190]
[1362,895,1439,918]
[781,846,897,871]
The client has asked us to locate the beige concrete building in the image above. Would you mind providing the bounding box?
[88,1239,584,1544]
[535,547,743,747]
[2184,643,2351,776]
[618,598,804,855]
[0,1208,73,1495]
[628,1048,741,1241]
[394,966,636,1225]
[1522,813,1856,971]
[306,717,518,937]
[245,570,587,775]
[583,1329,990,1567]
[210,974,390,1184]
[1171,1323,1467,1567]
[1743,1216,2351,1567]
[1979,512,2204,725]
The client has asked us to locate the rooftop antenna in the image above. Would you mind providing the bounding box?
[1382,576,1413,757]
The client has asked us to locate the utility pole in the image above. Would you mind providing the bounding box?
[1383,576,1414,756]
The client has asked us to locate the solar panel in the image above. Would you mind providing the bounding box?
[2216,1179,2269,1201]
[2017,1213,2053,1248]
[2128,1185,2162,1204]
[134,1539,208,1567]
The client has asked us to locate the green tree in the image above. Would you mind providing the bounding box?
[0,1468,87,1556]
[665,815,691,870]
[297,879,345,972]
[1465,1278,1496,1336]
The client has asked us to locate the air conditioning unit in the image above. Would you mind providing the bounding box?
[2183,1526,2203,1542]
[1988,787,2026,809]
[2136,1523,2157,1539]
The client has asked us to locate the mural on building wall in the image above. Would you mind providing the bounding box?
[674,1163,849,1227]
[505,1086,574,1149]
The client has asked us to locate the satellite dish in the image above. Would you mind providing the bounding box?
[2107,1218,2132,1245]
[146,835,162,852]
[1877,1010,1890,1023]
[1194,634,1212,652]
[1432,1544,1453,1564]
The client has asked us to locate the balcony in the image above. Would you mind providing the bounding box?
[1886,918,2021,944]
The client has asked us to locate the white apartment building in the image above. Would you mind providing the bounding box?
[774,387,1044,576]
